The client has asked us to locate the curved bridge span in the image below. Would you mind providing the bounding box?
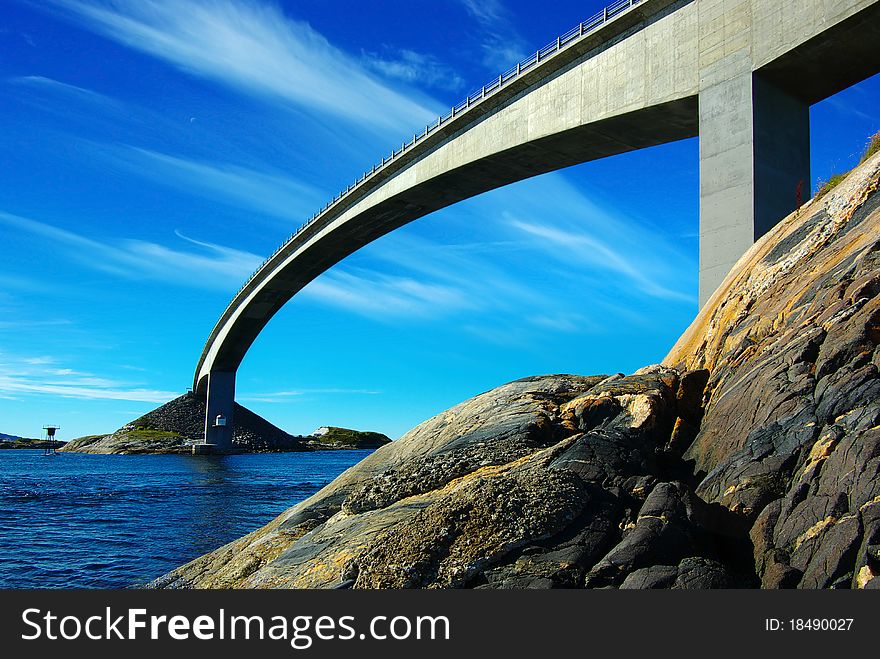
[195,0,880,449]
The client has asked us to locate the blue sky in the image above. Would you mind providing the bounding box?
[1,0,878,440]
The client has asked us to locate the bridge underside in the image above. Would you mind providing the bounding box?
[697,0,880,306]
[756,2,880,106]
[196,96,699,452]
[201,96,700,382]
[197,0,880,451]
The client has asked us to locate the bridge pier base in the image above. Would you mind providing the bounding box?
[203,370,236,453]
[698,59,811,307]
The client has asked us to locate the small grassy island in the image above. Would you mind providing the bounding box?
[0,437,67,450]
[58,392,391,454]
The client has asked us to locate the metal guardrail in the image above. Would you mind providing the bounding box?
[210,0,645,336]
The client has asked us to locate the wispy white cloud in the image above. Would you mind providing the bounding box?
[4,73,195,150]
[480,41,530,74]
[0,273,71,296]
[7,75,119,106]
[480,171,697,305]
[0,353,179,403]
[366,234,528,298]
[24,356,57,366]
[0,381,176,403]
[362,48,465,93]
[1,169,693,345]
[456,0,529,72]
[118,364,149,372]
[303,269,473,319]
[458,0,505,24]
[0,318,74,331]
[102,146,326,223]
[510,219,692,303]
[7,76,330,227]
[0,210,262,291]
[45,0,439,133]
[293,165,695,330]
[119,232,263,287]
[529,312,593,333]
[825,95,875,123]
[297,226,553,324]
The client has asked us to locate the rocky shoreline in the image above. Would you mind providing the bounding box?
[0,438,67,450]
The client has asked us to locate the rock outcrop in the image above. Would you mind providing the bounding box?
[61,394,388,454]
[663,149,880,590]
[61,393,304,454]
[304,427,391,450]
[153,150,880,589]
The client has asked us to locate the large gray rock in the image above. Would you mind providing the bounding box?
[152,369,740,588]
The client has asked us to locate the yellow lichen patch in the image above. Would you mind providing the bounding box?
[860,494,880,511]
[730,503,753,516]
[423,440,569,500]
[721,477,759,499]
[443,453,529,486]
[300,552,354,586]
[793,516,836,551]
[723,484,738,497]
[254,548,360,590]
[772,310,787,332]
[560,392,612,416]
[196,531,304,589]
[617,394,656,429]
[801,434,838,477]
[856,565,876,589]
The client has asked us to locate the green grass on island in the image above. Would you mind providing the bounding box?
[0,438,68,449]
[309,427,391,449]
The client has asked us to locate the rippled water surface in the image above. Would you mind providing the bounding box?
[0,449,372,588]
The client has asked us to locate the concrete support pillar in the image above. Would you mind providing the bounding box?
[204,371,235,452]
[752,76,811,239]
[698,67,810,306]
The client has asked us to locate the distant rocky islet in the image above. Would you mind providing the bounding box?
[58,392,390,454]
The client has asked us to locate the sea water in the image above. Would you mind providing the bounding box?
[0,449,371,588]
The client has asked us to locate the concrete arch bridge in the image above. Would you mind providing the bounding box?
[194,0,880,450]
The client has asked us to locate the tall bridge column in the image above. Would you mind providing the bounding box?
[698,4,811,307]
[204,371,235,452]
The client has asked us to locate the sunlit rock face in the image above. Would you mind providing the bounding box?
[153,152,880,590]
[664,151,880,589]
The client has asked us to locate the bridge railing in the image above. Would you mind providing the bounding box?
[215,0,645,325]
